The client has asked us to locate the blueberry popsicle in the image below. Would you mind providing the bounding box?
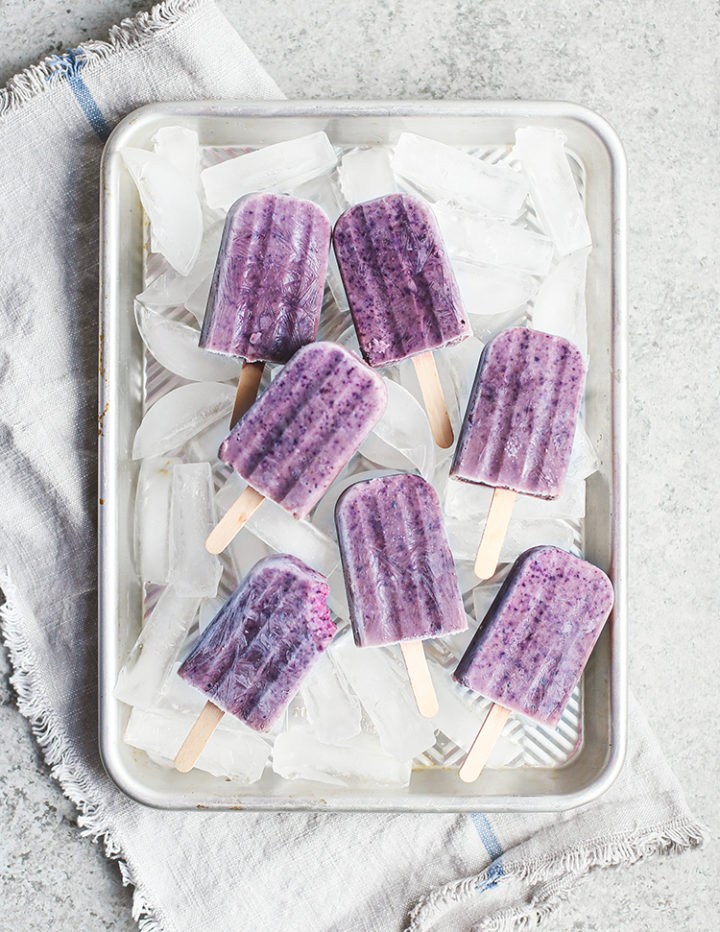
[206,341,387,554]
[451,327,586,579]
[454,546,613,782]
[335,473,466,716]
[174,554,336,772]
[333,194,471,448]
[200,193,331,427]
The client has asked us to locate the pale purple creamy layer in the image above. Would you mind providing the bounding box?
[200,193,331,364]
[454,546,613,727]
[178,555,335,731]
[333,194,471,367]
[335,473,466,647]
[219,342,387,519]
[451,327,586,499]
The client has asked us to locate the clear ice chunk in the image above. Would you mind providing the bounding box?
[215,475,340,577]
[392,133,528,220]
[272,729,410,787]
[134,302,245,382]
[185,416,231,464]
[198,597,224,635]
[201,133,338,210]
[114,588,201,709]
[332,634,436,760]
[451,259,539,317]
[360,378,435,480]
[433,203,554,276]
[326,567,351,624]
[134,456,179,584]
[122,147,203,275]
[472,582,503,626]
[167,463,222,598]
[132,381,236,459]
[514,127,592,256]
[299,651,362,744]
[152,126,200,188]
[124,707,269,782]
[338,147,398,203]
[530,248,590,359]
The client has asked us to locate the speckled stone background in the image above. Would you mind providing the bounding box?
[0,1,718,929]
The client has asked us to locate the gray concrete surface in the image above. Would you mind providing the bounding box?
[1,0,718,929]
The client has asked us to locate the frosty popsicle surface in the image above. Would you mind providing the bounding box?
[455,546,614,727]
[218,342,387,520]
[451,327,586,499]
[333,193,471,367]
[200,193,331,364]
[335,473,466,647]
[178,555,336,732]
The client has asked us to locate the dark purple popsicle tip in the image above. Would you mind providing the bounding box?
[333,193,471,367]
[451,327,587,499]
[178,554,335,732]
[200,192,331,364]
[454,546,613,728]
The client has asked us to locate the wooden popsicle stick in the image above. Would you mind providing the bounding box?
[205,486,265,554]
[230,360,265,429]
[412,351,454,449]
[174,700,225,773]
[458,703,511,783]
[400,640,439,718]
[474,488,518,580]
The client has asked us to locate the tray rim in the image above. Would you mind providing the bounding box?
[98,98,628,812]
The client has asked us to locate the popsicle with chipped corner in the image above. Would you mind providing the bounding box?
[454,546,613,782]
[200,193,331,427]
[206,341,387,555]
[174,554,336,773]
[335,473,466,717]
[450,327,586,579]
[333,194,471,448]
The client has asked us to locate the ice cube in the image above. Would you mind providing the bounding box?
[360,378,434,480]
[226,527,274,583]
[167,463,222,598]
[134,456,179,584]
[444,480,494,521]
[293,173,345,223]
[433,203,554,277]
[326,567,351,624]
[332,633,436,760]
[185,416,231,464]
[472,582,502,625]
[122,147,203,275]
[338,147,398,203]
[137,222,224,324]
[201,133,338,210]
[299,651,362,744]
[124,707,269,782]
[392,133,528,220]
[152,126,200,188]
[198,597,224,635]
[114,588,201,709]
[451,259,539,317]
[272,729,410,787]
[446,512,576,564]
[514,127,592,256]
[530,248,590,358]
[132,381,236,459]
[134,302,245,382]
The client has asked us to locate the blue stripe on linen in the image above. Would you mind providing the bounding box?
[471,813,505,890]
[47,50,111,141]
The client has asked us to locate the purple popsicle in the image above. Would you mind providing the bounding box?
[451,327,586,499]
[200,193,331,364]
[455,546,614,726]
[208,342,386,553]
[335,473,466,647]
[333,193,471,367]
[178,555,336,732]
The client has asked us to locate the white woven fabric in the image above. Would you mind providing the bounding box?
[0,2,704,930]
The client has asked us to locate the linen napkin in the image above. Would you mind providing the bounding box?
[0,1,704,930]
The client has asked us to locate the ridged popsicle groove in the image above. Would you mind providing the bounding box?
[336,474,466,647]
[451,328,586,499]
[200,193,330,364]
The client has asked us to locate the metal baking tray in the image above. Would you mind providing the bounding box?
[99,100,627,811]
